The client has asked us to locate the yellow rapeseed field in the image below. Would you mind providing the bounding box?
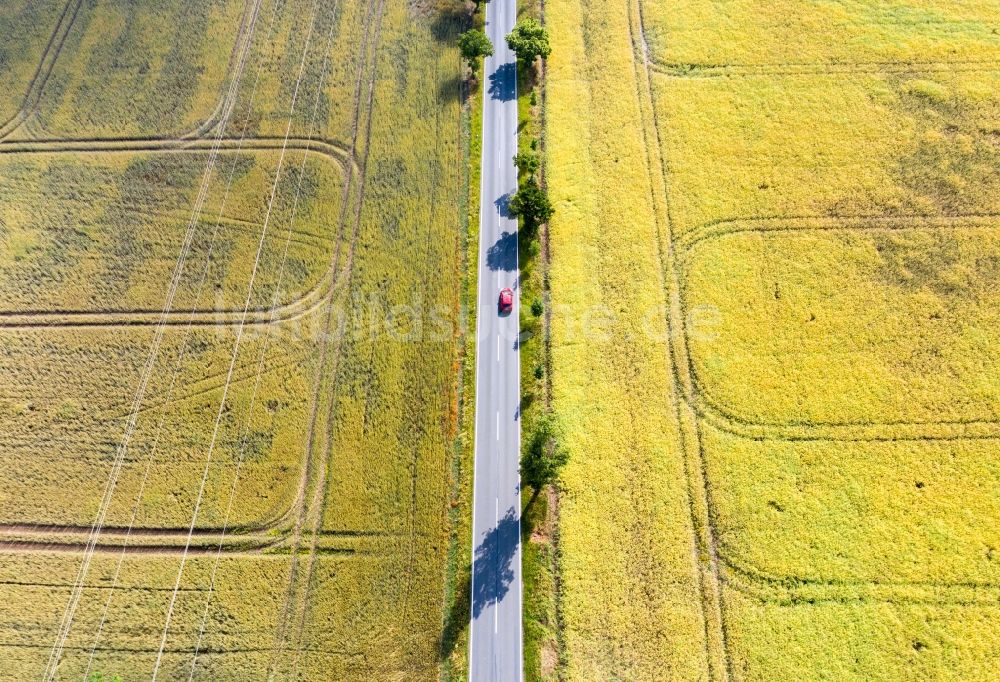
[0,0,467,678]
[548,0,1000,678]
[546,0,711,678]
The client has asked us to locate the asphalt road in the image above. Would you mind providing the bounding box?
[468,0,523,678]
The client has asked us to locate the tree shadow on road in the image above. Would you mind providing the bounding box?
[488,62,517,101]
[439,507,520,661]
[487,230,518,271]
[471,507,519,618]
[494,192,513,218]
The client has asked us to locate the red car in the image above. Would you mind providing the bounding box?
[498,287,514,315]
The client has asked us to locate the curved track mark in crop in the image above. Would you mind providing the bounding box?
[5,0,261,144]
[178,0,262,142]
[0,0,84,140]
[675,215,1000,439]
[721,556,1000,607]
[0,137,357,329]
[676,212,1000,255]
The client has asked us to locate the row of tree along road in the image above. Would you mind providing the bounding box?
[459,16,567,500]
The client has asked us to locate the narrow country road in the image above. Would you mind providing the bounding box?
[468,0,522,678]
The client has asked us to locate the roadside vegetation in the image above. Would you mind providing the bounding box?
[547,0,1000,678]
[504,4,564,680]
[440,5,485,681]
[458,28,493,70]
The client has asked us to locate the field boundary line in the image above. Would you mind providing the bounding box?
[627,0,739,677]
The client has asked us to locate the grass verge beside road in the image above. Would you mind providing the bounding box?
[440,8,484,679]
[511,1,561,679]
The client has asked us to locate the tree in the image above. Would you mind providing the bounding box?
[458,29,493,69]
[521,414,569,494]
[513,149,540,176]
[508,176,554,231]
[505,18,551,65]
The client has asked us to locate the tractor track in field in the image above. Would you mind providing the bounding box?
[0,0,260,144]
[0,346,308,446]
[0,192,332,251]
[0,538,281,556]
[0,136,358,330]
[266,0,388,675]
[0,134,358,171]
[627,0,735,678]
[648,57,1000,79]
[389,49,452,662]
[176,0,262,143]
[0,523,399,540]
[696,405,1000,444]
[718,554,1000,607]
[0,642,360,657]
[675,212,1000,255]
[675,214,1000,442]
[0,0,85,140]
[0,522,398,557]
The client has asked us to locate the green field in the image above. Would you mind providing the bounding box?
[0,0,467,678]
[548,0,1000,679]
